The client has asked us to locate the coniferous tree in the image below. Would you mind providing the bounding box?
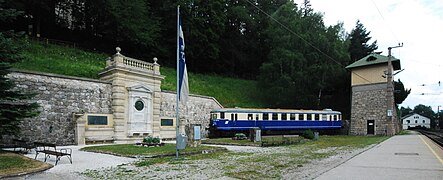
[394,79,411,105]
[348,20,378,62]
[0,3,39,137]
[258,2,350,109]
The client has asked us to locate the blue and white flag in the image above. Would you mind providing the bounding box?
[178,11,189,104]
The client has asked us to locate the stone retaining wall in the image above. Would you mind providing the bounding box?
[7,70,112,145]
[160,91,223,138]
[5,70,223,145]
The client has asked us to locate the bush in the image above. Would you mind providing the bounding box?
[143,136,161,144]
[232,133,247,140]
[302,129,315,140]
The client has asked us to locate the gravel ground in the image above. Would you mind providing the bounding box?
[81,144,375,179]
[8,145,137,180]
[8,143,375,180]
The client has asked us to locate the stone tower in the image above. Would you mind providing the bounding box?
[346,53,401,135]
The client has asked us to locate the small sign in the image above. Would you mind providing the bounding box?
[387,110,393,117]
[194,126,201,140]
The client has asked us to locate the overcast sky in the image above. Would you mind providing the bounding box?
[302,0,443,112]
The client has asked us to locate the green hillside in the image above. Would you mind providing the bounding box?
[13,40,265,108]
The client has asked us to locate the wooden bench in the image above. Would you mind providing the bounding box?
[34,142,72,165]
[13,139,34,153]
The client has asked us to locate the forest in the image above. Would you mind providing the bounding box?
[2,0,407,119]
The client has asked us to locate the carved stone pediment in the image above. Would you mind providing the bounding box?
[127,84,152,93]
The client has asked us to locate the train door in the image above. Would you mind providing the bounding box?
[367,120,375,135]
[231,113,238,126]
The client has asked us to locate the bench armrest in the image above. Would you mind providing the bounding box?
[58,148,72,155]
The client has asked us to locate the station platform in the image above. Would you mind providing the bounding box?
[316,133,443,180]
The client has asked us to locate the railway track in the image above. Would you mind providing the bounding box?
[417,129,443,147]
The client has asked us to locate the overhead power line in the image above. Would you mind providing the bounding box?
[370,0,400,42]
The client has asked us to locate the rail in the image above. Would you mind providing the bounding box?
[417,129,443,147]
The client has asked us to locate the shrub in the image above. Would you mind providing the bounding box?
[233,133,247,140]
[143,136,161,144]
[302,129,315,140]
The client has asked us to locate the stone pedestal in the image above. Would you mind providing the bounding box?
[185,124,202,147]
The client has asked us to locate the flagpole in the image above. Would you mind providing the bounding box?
[175,5,180,158]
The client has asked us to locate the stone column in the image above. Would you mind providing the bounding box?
[74,113,86,145]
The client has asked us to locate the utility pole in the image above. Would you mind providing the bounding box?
[387,43,403,135]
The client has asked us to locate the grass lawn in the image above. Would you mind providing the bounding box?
[80,143,226,157]
[16,40,107,79]
[0,151,51,178]
[202,136,305,147]
[305,135,389,149]
[202,138,261,146]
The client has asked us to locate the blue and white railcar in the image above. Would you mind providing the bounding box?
[210,108,342,131]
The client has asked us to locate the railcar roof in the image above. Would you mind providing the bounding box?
[211,108,341,114]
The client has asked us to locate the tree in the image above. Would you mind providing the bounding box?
[413,104,434,119]
[0,3,39,137]
[180,0,227,73]
[348,20,378,62]
[394,79,411,104]
[400,106,412,117]
[257,2,350,110]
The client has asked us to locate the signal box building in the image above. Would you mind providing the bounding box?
[346,53,401,135]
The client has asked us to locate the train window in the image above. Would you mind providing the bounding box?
[220,112,225,119]
[272,113,278,120]
[322,114,328,121]
[290,114,296,120]
[256,114,259,120]
[281,113,287,120]
[298,114,304,120]
[314,114,319,121]
[307,114,312,121]
[231,114,234,121]
[248,114,253,120]
[263,113,268,120]
[235,114,238,120]
[211,114,218,120]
